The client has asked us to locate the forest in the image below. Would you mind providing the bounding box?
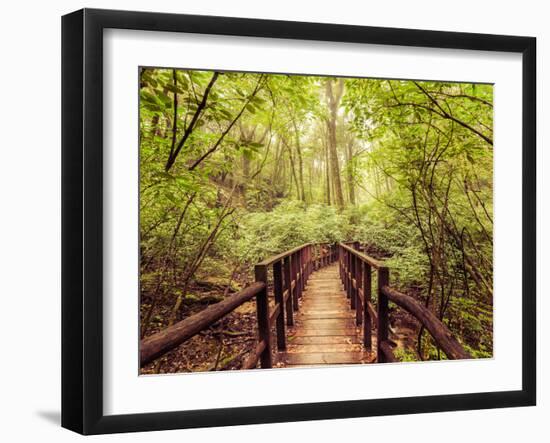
[139,67,493,374]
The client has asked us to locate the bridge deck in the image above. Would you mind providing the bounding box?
[282,264,372,367]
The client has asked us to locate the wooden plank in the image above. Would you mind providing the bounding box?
[299,313,354,320]
[301,299,348,304]
[286,343,365,353]
[293,328,358,337]
[305,290,342,295]
[302,298,348,303]
[290,336,361,345]
[296,319,356,328]
[301,301,349,306]
[307,282,342,286]
[284,352,365,365]
[303,291,343,295]
[301,303,350,309]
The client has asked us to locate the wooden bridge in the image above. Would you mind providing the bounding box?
[140,243,470,370]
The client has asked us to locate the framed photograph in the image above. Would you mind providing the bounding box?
[62,8,536,435]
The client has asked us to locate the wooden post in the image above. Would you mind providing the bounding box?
[291,252,299,310]
[314,244,318,271]
[377,266,390,363]
[301,248,306,292]
[304,245,309,279]
[344,250,349,294]
[298,249,304,296]
[308,245,312,278]
[350,253,357,310]
[363,262,372,351]
[346,250,352,300]
[254,264,272,368]
[283,256,294,325]
[339,245,342,282]
[356,255,363,326]
[273,261,286,351]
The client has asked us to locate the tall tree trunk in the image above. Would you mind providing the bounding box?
[324,138,331,205]
[346,139,356,205]
[292,120,306,202]
[286,141,300,200]
[325,79,345,209]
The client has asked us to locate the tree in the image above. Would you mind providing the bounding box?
[325,78,345,209]
[139,68,494,373]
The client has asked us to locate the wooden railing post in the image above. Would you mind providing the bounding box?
[342,246,345,281]
[291,252,299,310]
[343,250,348,294]
[313,245,321,271]
[273,260,286,351]
[254,264,272,368]
[339,245,343,282]
[342,249,348,294]
[363,262,372,351]
[305,245,309,279]
[350,253,357,310]
[298,250,304,296]
[283,255,294,325]
[346,249,352,300]
[356,254,363,326]
[308,245,312,278]
[300,248,306,292]
[377,266,390,363]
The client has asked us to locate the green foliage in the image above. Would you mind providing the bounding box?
[235,201,350,265]
[139,67,494,361]
[393,347,419,362]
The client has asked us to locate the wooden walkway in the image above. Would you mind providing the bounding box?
[140,242,471,371]
[282,264,373,367]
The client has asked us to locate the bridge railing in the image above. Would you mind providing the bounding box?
[338,242,471,363]
[140,243,337,370]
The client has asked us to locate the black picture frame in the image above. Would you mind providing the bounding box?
[61,8,536,435]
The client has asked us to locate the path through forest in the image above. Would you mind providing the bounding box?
[139,68,495,372]
[283,264,374,367]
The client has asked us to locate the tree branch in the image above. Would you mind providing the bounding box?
[188,75,265,171]
[165,71,220,171]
